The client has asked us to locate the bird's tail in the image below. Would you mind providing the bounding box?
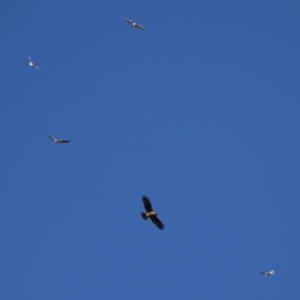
[141,212,147,220]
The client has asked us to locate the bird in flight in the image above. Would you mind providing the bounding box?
[47,134,70,145]
[261,270,275,276]
[28,55,41,70]
[123,18,147,30]
[141,196,164,230]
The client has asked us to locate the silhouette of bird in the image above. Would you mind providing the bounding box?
[124,18,147,30]
[141,196,164,230]
[261,270,274,276]
[47,134,70,145]
[28,55,41,70]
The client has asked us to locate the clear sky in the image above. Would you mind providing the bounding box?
[1,1,300,299]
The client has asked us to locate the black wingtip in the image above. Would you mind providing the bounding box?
[142,195,148,200]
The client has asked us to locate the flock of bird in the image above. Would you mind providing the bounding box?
[28,18,274,279]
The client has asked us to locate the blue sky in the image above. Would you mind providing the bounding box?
[1,1,300,299]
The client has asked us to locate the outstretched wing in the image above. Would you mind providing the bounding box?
[47,134,55,141]
[136,24,147,30]
[58,139,70,143]
[150,215,164,230]
[142,196,153,212]
[124,18,133,25]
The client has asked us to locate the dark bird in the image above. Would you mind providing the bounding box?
[47,134,70,145]
[141,196,164,230]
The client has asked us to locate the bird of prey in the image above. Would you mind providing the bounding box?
[47,134,70,145]
[141,196,164,230]
[261,270,275,276]
[123,18,147,30]
[28,55,41,70]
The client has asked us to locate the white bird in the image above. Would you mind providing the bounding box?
[47,134,70,145]
[123,18,147,30]
[261,270,274,276]
[28,55,41,70]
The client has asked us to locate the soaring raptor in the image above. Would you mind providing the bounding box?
[47,134,70,145]
[141,196,164,230]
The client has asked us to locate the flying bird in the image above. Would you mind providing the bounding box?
[28,55,41,70]
[141,196,164,230]
[123,18,147,30]
[47,134,70,145]
[261,270,275,276]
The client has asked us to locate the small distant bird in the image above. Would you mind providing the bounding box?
[261,270,275,276]
[141,196,164,230]
[124,18,147,30]
[28,55,41,70]
[47,134,70,145]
